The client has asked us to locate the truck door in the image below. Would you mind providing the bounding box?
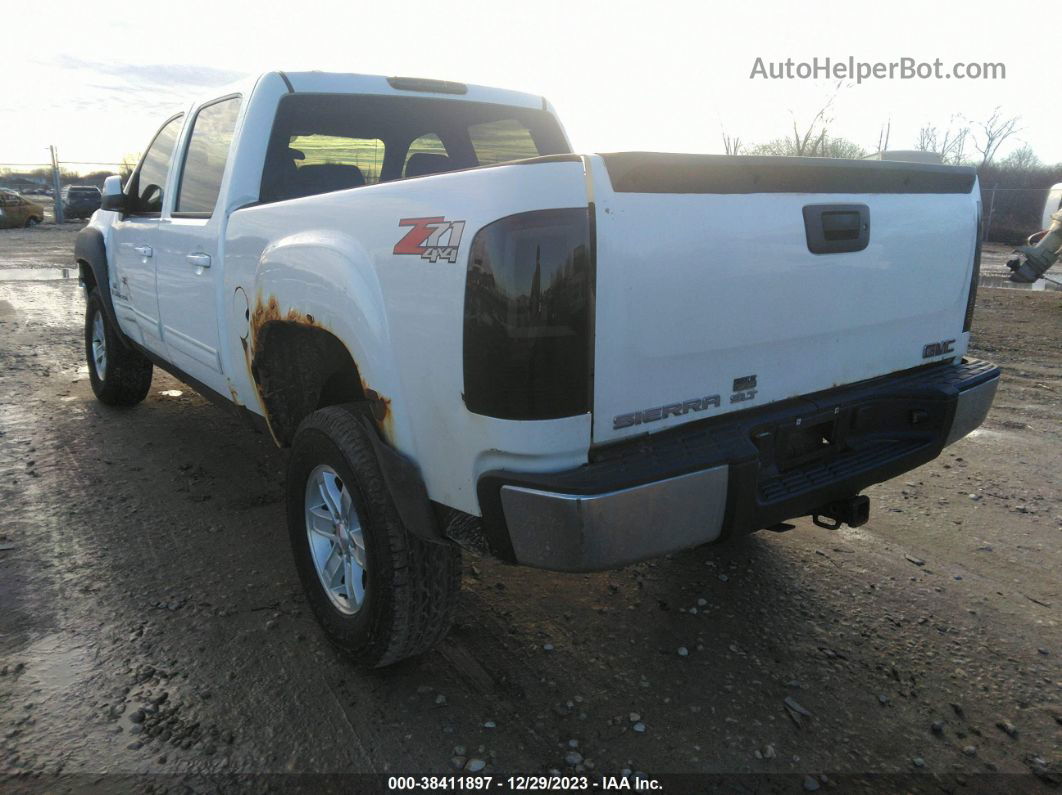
[156,95,241,395]
[110,114,184,355]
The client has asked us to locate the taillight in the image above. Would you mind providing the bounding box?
[463,208,593,419]
[963,202,982,332]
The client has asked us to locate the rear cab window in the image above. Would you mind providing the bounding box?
[403,133,448,177]
[289,134,386,186]
[259,94,568,204]
[468,119,541,165]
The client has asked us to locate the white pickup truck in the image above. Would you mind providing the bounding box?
[77,71,999,666]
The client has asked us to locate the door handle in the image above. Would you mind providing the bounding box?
[186,253,212,269]
[802,204,870,254]
[134,245,153,257]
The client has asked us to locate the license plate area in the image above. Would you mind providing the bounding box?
[774,416,843,472]
[755,404,856,474]
[751,394,949,504]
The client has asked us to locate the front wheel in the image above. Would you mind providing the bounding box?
[24,216,40,227]
[85,288,153,406]
[287,405,461,667]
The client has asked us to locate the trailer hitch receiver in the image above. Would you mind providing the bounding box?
[812,495,870,530]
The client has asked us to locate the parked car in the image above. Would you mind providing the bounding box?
[62,185,102,219]
[0,189,44,228]
[76,71,999,667]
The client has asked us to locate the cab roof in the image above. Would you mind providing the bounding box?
[207,71,546,112]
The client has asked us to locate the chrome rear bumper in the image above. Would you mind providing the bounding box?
[499,465,728,571]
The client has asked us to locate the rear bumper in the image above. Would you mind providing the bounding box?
[477,358,999,571]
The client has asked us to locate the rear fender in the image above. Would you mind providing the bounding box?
[250,231,406,448]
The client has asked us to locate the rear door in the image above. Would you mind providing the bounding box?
[110,114,184,354]
[588,153,980,445]
[156,94,241,393]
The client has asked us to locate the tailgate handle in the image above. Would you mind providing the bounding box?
[802,204,870,254]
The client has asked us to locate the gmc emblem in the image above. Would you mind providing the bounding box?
[922,339,955,359]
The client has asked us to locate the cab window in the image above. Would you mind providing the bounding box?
[259,94,569,204]
[288,134,386,186]
[468,119,541,165]
[403,133,449,178]
[128,114,184,214]
[175,96,242,215]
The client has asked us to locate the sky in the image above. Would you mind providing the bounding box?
[2,0,1058,174]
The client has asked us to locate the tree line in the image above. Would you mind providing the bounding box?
[0,157,137,192]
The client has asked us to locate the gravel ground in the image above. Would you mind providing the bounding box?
[0,220,82,270]
[0,230,1059,793]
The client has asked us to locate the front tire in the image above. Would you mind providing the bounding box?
[85,288,153,406]
[287,405,461,667]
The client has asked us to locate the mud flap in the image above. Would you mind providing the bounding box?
[357,414,443,543]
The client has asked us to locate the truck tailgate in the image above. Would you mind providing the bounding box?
[588,153,980,445]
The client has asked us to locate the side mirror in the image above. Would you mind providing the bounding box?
[101,175,127,213]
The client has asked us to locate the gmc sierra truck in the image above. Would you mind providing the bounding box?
[76,71,1000,667]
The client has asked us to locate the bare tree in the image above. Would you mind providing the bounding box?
[778,81,846,157]
[119,153,140,183]
[789,107,830,156]
[743,82,872,159]
[746,135,865,159]
[721,127,742,156]
[916,119,971,165]
[972,107,1020,170]
[998,143,1040,171]
[916,125,937,153]
[876,120,891,155]
[823,137,867,159]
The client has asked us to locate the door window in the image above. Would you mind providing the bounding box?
[175,96,242,215]
[128,115,184,215]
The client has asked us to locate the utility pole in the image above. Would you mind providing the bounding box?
[49,146,64,224]
[984,185,997,243]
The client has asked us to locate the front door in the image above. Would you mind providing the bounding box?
[156,95,241,395]
[109,114,184,355]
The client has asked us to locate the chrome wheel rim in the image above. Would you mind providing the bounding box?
[305,464,367,615]
[91,311,107,379]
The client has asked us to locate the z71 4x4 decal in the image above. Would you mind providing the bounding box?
[393,217,466,263]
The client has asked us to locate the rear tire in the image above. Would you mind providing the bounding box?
[85,288,153,406]
[287,404,461,667]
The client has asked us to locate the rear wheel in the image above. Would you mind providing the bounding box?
[84,288,153,406]
[287,405,461,667]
